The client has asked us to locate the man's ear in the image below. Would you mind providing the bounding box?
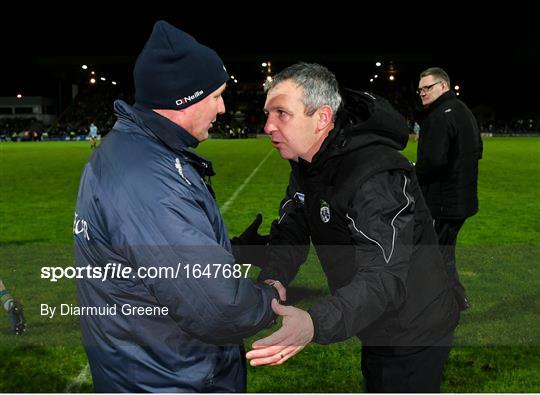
[316,105,334,132]
[442,81,450,92]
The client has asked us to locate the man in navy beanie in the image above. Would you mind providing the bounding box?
[74,20,281,392]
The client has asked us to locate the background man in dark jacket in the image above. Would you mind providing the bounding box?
[415,67,483,310]
[246,63,459,392]
[74,21,279,392]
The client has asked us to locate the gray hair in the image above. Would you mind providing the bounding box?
[420,67,451,87]
[265,62,342,119]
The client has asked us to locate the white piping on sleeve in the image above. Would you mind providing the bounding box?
[346,175,411,264]
[278,199,293,224]
[363,91,377,100]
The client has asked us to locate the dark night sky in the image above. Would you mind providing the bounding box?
[1,6,538,120]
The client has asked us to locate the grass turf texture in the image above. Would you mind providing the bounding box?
[0,137,539,392]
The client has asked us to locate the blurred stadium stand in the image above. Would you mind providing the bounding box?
[1,64,538,142]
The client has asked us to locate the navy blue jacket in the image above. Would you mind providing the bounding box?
[74,101,277,392]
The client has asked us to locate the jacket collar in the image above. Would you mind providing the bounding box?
[425,90,456,114]
[133,102,199,152]
[130,102,215,179]
[297,89,409,173]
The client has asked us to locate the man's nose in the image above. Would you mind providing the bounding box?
[218,97,225,114]
[263,117,275,135]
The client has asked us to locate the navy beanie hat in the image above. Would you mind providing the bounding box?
[134,20,229,109]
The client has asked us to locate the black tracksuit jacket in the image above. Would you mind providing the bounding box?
[259,90,459,349]
[416,91,483,219]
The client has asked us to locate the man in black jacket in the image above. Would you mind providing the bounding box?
[416,67,483,310]
[246,63,459,392]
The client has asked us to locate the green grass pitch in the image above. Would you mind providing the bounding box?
[0,137,539,392]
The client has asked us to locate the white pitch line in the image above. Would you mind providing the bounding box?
[220,149,274,214]
[65,363,90,392]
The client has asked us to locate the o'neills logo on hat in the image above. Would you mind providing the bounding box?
[176,90,204,106]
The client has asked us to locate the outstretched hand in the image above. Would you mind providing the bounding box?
[236,213,269,245]
[246,299,314,366]
[230,213,270,269]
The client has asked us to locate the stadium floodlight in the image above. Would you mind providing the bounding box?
[376,61,382,67]
[82,65,88,70]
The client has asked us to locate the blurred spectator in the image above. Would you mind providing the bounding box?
[0,278,26,335]
[89,122,99,148]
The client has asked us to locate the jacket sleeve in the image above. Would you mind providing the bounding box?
[416,112,453,184]
[110,185,278,345]
[308,170,415,344]
[257,170,311,286]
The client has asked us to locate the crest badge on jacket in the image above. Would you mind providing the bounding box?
[320,200,331,223]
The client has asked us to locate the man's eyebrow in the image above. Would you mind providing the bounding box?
[265,104,288,112]
[263,104,274,113]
